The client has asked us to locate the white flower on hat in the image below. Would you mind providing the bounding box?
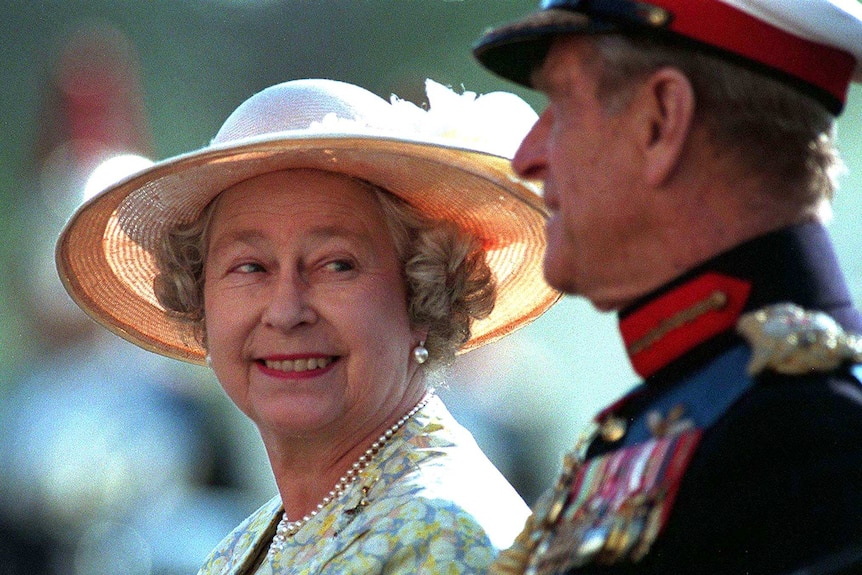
[311,79,538,160]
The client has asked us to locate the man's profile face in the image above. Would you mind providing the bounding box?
[513,36,651,310]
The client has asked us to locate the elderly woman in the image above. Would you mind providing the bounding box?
[56,78,558,573]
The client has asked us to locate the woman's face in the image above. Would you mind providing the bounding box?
[203,169,423,444]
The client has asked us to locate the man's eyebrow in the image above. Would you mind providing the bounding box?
[530,68,549,92]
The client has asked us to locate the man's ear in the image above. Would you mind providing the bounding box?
[634,67,695,186]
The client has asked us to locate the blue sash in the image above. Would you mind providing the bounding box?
[619,344,755,447]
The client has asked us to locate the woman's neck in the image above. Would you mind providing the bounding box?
[265,386,430,522]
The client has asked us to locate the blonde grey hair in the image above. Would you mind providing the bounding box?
[583,33,843,208]
[153,177,496,371]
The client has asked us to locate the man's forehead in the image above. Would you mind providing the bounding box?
[529,36,592,93]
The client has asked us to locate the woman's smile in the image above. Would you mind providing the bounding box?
[256,355,339,379]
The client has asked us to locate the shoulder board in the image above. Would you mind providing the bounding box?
[736,303,862,376]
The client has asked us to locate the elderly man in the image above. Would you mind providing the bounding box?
[473,1,862,574]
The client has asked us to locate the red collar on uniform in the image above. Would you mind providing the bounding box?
[619,272,752,379]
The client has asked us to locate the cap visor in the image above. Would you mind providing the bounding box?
[474,9,600,86]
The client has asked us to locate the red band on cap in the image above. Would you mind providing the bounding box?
[652,0,855,108]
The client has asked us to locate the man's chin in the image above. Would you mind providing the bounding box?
[542,258,632,312]
[542,256,579,296]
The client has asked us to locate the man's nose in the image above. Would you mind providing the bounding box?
[512,112,548,181]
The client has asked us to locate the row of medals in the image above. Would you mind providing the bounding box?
[500,415,667,575]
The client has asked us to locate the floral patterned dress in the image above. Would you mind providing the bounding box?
[197,395,530,575]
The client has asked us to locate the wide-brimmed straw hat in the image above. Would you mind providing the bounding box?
[474,0,862,115]
[56,78,558,365]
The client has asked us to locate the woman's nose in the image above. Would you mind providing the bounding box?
[260,273,318,331]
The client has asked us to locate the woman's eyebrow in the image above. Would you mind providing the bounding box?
[209,225,372,255]
[306,225,369,245]
[208,229,266,255]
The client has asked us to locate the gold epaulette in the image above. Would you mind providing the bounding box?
[736,303,862,376]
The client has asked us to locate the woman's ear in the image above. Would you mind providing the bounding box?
[634,67,695,186]
[411,326,430,346]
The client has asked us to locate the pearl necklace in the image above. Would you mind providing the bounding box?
[269,392,433,555]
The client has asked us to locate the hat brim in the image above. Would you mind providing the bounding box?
[57,133,559,365]
[474,9,612,87]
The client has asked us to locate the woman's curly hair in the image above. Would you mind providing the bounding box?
[152,177,496,370]
[375,186,496,367]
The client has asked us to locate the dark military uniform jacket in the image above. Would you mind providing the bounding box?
[499,222,862,575]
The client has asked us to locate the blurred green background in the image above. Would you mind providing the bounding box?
[1,1,860,573]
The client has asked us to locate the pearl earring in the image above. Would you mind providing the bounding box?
[412,341,429,364]
[205,355,213,369]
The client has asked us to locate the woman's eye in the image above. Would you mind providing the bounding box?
[233,262,265,274]
[324,259,354,273]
